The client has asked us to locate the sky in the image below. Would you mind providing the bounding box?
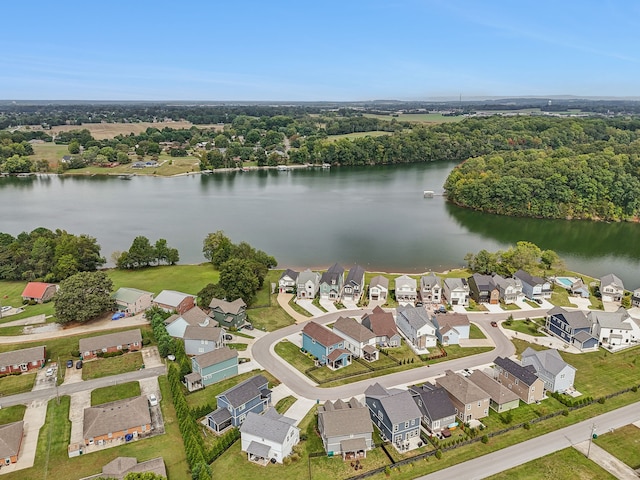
[2,0,639,101]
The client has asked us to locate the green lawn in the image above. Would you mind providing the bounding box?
[486,447,615,480]
[502,318,546,337]
[0,404,26,425]
[106,264,218,296]
[226,343,248,351]
[469,323,486,339]
[327,131,391,141]
[499,302,521,311]
[0,372,37,396]
[82,352,144,380]
[0,280,56,324]
[252,270,280,307]
[91,381,142,406]
[287,295,313,317]
[274,395,297,414]
[550,285,578,308]
[594,424,640,470]
[247,305,296,331]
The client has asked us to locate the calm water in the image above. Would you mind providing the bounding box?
[1,164,639,287]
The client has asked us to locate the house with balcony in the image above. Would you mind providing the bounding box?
[588,309,640,347]
[206,375,271,433]
[278,269,299,294]
[491,274,524,304]
[420,273,442,304]
[599,273,625,303]
[368,276,389,302]
[513,270,552,302]
[442,277,470,307]
[297,269,321,299]
[395,305,437,350]
[319,263,345,301]
[318,398,374,459]
[394,275,417,305]
[468,274,500,304]
[546,306,598,351]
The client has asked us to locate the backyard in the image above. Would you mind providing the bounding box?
[82,352,145,380]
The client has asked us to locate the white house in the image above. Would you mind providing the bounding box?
[432,313,470,345]
[369,275,389,302]
[240,409,300,465]
[278,269,299,294]
[521,348,576,393]
[443,277,470,307]
[588,309,640,347]
[599,274,625,303]
[420,273,442,303]
[332,316,378,361]
[296,269,320,299]
[395,275,417,305]
[492,275,524,304]
[395,305,437,350]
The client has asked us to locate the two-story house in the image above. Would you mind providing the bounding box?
[332,316,378,361]
[319,263,345,301]
[297,269,321,299]
[183,325,225,356]
[491,274,523,304]
[240,409,299,464]
[302,321,352,369]
[278,269,299,294]
[513,270,552,302]
[588,309,640,347]
[165,306,215,339]
[187,346,238,391]
[432,313,470,346]
[493,356,545,404]
[632,288,640,308]
[112,287,154,315]
[342,265,366,302]
[599,273,625,303]
[408,383,457,434]
[442,278,470,307]
[546,306,599,351]
[208,298,247,329]
[361,306,401,347]
[206,375,272,433]
[419,273,442,304]
[467,370,520,413]
[521,348,576,393]
[435,370,491,422]
[468,274,500,304]
[364,383,422,451]
[395,305,437,350]
[394,275,417,305]
[318,398,374,459]
[369,275,389,302]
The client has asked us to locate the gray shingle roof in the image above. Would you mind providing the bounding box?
[298,269,320,285]
[345,265,365,287]
[600,273,624,290]
[0,421,23,459]
[168,306,211,327]
[320,263,344,285]
[397,305,434,331]
[365,383,421,425]
[470,273,497,292]
[369,275,389,290]
[443,277,468,290]
[302,321,343,347]
[333,317,375,343]
[548,306,591,329]
[240,409,297,444]
[0,346,45,369]
[280,269,299,281]
[588,310,632,330]
[79,329,142,354]
[521,348,574,376]
[218,374,269,408]
[193,346,238,369]
[361,307,398,338]
[468,371,519,405]
[436,370,490,404]
[154,290,194,307]
[318,398,373,437]
[246,440,271,458]
[494,357,540,386]
[395,275,417,290]
[83,396,151,439]
[420,273,441,289]
[409,384,456,421]
[514,270,546,287]
[209,297,246,314]
[183,325,223,341]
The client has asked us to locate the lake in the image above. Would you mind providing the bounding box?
[1,163,639,287]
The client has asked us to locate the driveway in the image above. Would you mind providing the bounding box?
[319,299,338,313]
[32,365,57,392]
[69,390,91,445]
[341,299,359,310]
[0,399,47,474]
[141,346,163,368]
[296,299,325,317]
[276,293,310,324]
[62,363,84,385]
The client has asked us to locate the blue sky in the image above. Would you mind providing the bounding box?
[2,0,639,101]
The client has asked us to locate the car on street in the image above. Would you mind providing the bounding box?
[66,359,74,368]
[490,321,498,327]
[75,360,83,369]
[45,367,54,377]
[148,394,158,406]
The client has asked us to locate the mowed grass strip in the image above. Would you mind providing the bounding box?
[274,395,297,414]
[82,352,144,380]
[594,424,640,469]
[0,404,26,425]
[0,372,37,396]
[91,381,142,406]
[502,318,546,337]
[469,323,487,339]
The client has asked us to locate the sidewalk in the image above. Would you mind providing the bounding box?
[573,440,638,479]
[0,399,47,475]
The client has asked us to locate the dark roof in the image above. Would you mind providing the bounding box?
[469,273,497,292]
[280,269,299,281]
[193,346,238,369]
[333,317,375,343]
[83,396,151,439]
[0,346,45,369]
[320,263,344,285]
[494,356,540,386]
[514,269,546,287]
[409,384,456,421]
[209,407,232,424]
[548,306,591,329]
[345,265,366,286]
[361,307,399,338]
[302,321,343,347]
[79,329,142,353]
[217,374,269,408]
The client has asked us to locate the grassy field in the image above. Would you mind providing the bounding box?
[0,404,26,425]
[31,143,72,168]
[486,447,615,480]
[0,280,56,324]
[247,305,296,331]
[594,424,640,470]
[91,381,142,405]
[502,318,546,337]
[274,395,297,414]
[82,352,144,380]
[0,372,37,396]
[27,121,223,140]
[107,264,218,295]
[550,285,579,308]
[327,131,391,141]
[363,113,465,124]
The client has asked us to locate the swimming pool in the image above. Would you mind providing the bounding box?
[556,276,578,288]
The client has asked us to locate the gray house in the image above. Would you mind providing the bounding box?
[342,265,366,302]
[319,263,345,301]
[165,306,215,339]
[513,270,552,301]
[318,398,374,459]
[187,346,239,391]
[365,383,422,452]
[467,370,520,413]
[183,325,225,356]
[409,384,456,434]
[521,348,576,393]
[207,375,271,433]
[297,269,321,299]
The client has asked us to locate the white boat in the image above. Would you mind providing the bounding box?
[277,165,290,171]
[321,163,331,169]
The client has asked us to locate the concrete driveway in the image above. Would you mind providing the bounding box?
[69,390,91,445]
[62,363,83,385]
[296,299,325,317]
[0,399,47,474]
[141,346,163,368]
[32,366,56,392]
[319,299,338,313]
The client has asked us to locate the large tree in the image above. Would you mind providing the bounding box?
[218,258,259,305]
[202,231,234,268]
[54,271,115,324]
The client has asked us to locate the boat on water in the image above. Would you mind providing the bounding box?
[118,174,134,180]
[277,165,290,171]
[321,163,331,169]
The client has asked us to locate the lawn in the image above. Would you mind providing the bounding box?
[31,142,71,168]
[468,323,486,339]
[0,280,56,324]
[0,372,36,396]
[327,131,391,141]
[0,404,26,425]
[594,424,640,470]
[82,352,144,380]
[499,302,521,311]
[106,264,218,296]
[252,269,280,307]
[502,318,546,337]
[486,447,616,480]
[246,305,296,331]
[274,395,297,414]
[550,285,579,308]
[226,343,248,351]
[288,296,313,317]
[91,381,142,406]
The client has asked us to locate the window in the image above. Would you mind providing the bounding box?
[312,339,316,344]
[378,410,383,420]
[198,348,204,353]
[405,422,409,428]
[117,345,122,350]
[393,425,399,432]
[467,405,471,411]
[484,409,488,415]
[477,401,481,407]
[560,374,565,379]
[515,379,519,385]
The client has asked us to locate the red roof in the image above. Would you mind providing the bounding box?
[302,321,343,347]
[21,282,55,299]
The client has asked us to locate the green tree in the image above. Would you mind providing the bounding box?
[68,140,80,154]
[155,238,179,265]
[54,271,115,324]
[218,258,259,304]
[214,134,229,148]
[202,231,234,268]
[124,236,156,268]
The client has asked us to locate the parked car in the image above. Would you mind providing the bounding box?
[45,367,54,377]
[1,306,11,313]
[437,306,447,314]
[415,302,423,307]
[112,311,125,320]
[148,394,158,407]
[75,360,83,369]
[224,334,233,341]
[66,359,73,368]
[490,321,498,327]
[535,298,544,305]
[244,323,254,330]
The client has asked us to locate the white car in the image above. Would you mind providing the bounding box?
[148,394,158,406]
[1,306,11,313]
[45,367,54,377]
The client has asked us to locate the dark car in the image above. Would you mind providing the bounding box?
[415,302,423,307]
[535,298,543,305]
[224,334,233,341]
[66,359,74,368]
[490,321,498,327]
[75,360,83,369]
[245,323,254,330]
[438,306,447,314]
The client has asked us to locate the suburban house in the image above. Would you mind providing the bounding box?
[165,306,216,339]
[206,375,272,433]
[395,305,437,350]
[342,265,366,302]
[588,309,640,347]
[468,274,500,304]
[467,370,520,413]
[240,409,299,465]
[513,270,552,301]
[79,329,142,360]
[492,275,523,304]
[0,346,46,374]
[332,316,378,361]
[317,398,374,459]
[364,383,422,451]
[183,325,225,356]
[296,269,321,299]
[112,287,153,315]
[21,282,58,303]
[435,370,491,422]
[0,421,24,465]
[361,306,401,347]
[521,348,576,393]
[80,457,167,480]
[152,290,196,314]
[546,306,599,351]
[432,313,470,345]
[83,396,151,446]
[319,263,345,301]
[278,269,299,294]
[442,277,470,307]
[394,275,417,305]
[187,347,239,391]
[569,279,590,298]
[599,273,625,303]
[419,273,442,304]
[632,288,640,308]
[493,357,545,404]
[408,383,457,434]
[208,298,247,329]
[302,321,352,369]
[368,275,389,302]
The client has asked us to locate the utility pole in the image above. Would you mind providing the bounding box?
[56,356,60,404]
[587,423,597,458]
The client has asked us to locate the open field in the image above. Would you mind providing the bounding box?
[0,404,26,425]
[91,381,142,405]
[502,317,546,336]
[106,264,218,296]
[486,447,615,480]
[23,121,223,139]
[0,372,37,396]
[594,424,640,470]
[327,131,392,141]
[31,143,70,168]
[363,113,465,123]
[82,352,144,380]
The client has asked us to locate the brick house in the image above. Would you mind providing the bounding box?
[152,290,196,315]
[79,329,142,360]
[0,346,46,374]
[0,421,24,465]
[83,396,151,446]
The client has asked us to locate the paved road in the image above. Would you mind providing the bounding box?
[251,309,517,401]
[417,400,640,480]
[0,365,166,408]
